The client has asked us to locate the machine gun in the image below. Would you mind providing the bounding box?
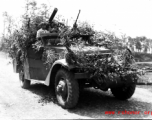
[46,8,58,32]
[49,8,58,24]
[48,8,66,32]
[70,10,81,39]
[72,10,81,30]
[70,10,93,44]
[41,8,59,45]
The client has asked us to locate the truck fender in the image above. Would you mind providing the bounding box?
[44,59,74,86]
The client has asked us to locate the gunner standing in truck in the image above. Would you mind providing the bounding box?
[36,22,60,45]
[36,22,50,40]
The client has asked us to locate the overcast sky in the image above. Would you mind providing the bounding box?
[0,0,152,38]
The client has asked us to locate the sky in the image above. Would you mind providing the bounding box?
[0,0,152,38]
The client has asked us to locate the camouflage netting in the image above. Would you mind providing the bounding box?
[60,30,140,82]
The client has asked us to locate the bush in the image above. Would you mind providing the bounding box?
[134,52,152,62]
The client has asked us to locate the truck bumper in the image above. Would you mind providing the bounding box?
[74,72,138,88]
[106,75,138,88]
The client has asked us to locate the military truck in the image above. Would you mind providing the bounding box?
[13,8,139,109]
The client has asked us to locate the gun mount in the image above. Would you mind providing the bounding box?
[70,10,94,44]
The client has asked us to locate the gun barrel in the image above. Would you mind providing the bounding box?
[49,8,58,23]
[75,10,81,24]
[76,10,81,20]
[73,10,81,29]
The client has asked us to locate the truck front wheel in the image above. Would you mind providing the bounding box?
[55,68,79,109]
[111,84,136,100]
[19,70,30,89]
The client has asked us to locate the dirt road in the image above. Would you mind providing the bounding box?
[0,52,152,119]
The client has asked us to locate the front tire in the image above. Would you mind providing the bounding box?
[55,68,79,109]
[111,84,136,100]
[19,70,30,89]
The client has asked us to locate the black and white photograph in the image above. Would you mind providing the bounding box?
[0,0,152,119]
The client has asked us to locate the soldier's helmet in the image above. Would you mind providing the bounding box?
[39,22,48,28]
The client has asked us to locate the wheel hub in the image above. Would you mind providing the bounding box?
[56,80,67,97]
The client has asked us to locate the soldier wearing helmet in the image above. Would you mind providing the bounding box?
[36,21,60,45]
[36,22,50,39]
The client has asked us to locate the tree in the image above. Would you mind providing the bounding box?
[142,39,150,53]
[128,37,135,51]
[135,41,142,52]
[2,12,15,36]
[39,3,51,19]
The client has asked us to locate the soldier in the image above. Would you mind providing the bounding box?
[36,22,60,45]
[36,22,50,40]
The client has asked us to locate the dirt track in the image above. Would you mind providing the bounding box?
[1,52,152,119]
